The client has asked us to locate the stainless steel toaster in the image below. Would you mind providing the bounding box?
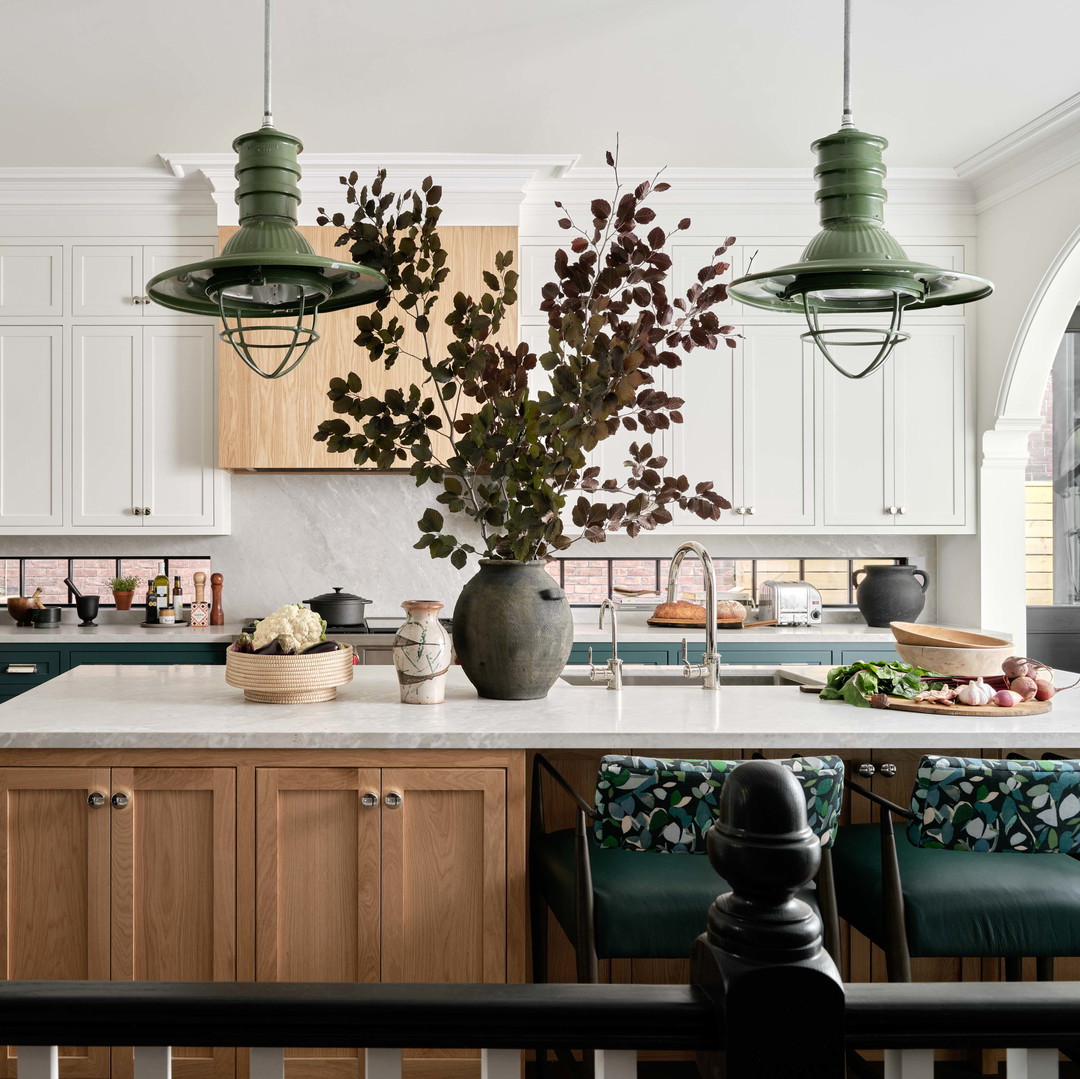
[757,580,823,626]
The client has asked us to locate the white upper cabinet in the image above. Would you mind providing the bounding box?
[0,247,63,316]
[0,327,63,527]
[821,324,966,528]
[142,325,218,528]
[71,326,143,526]
[68,324,226,534]
[670,328,813,529]
[72,244,214,317]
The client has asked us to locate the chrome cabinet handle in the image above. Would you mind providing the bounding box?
[87,792,106,808]
[111,793,129,809]
[745,506,754,515]
[133,506,143,515]
[143,507,151,516]
[5,664,37,674]
[857,763,875,777]
[897,506,906,516]
[384,792,403,809]
[733,506,744,515]
[886,506,897,515]
[878,763,898,778]
[132,297,143,305]
[360,792,379,808]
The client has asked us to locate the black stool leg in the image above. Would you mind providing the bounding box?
[1037,956,1055,981]
[1005,955,1023,982]
[530,891,549,1075]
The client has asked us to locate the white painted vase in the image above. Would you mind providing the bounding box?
[393,600,452,705]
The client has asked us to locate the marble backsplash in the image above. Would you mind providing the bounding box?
[0,473,938,622]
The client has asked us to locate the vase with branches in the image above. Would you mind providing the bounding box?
[315,148,737,698]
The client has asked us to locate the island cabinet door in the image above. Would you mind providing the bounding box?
[109,768,236,1079]
[0,767,112,1079]
[255,768,382,1079]
[380,768,507,984]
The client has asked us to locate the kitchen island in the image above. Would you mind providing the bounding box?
[0,664,1068,1079]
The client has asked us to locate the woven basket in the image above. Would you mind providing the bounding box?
[225,645,354,704]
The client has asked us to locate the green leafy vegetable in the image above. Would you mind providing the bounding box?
[819,660,935,708]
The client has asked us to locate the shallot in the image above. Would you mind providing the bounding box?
[993,689,1023,708]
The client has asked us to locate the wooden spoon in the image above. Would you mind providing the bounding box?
[613,587,661,596]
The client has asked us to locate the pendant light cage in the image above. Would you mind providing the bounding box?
[727,0,992,379]
[143,0,389,379]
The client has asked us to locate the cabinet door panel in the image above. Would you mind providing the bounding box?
[0,767,111,1079]
[72,246,142,317]
[143,326,216,528]
[0,327,63,527]
[381,768,506,983]
[71,327,142,527]
[892,326,965,526]
[111,768,236,1079]
[0,246,63,316]
[821,357,892,525]
[669,347,737,526]
[256,769,381,1079]
[740,328,814,526]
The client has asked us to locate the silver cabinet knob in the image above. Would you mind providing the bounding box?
[87,792,106,808]
[111,793,129,809]
[133,507,143,515]
[878,763,898,778]
[143,507,151,516]
[132,297,142,305]
[384,792,403,809]
[897,506,906,516]
[857,763,875,778]
[734,506,745,515]
[886,506,896,515]
[360,792,379,808]
[745,506,754,515]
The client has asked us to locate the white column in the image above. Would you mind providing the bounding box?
[595,1049,637,1079]
[249,1047,285,1079]
[17,1047,58,1079]
[481,1048,521,1078]
[884,1049,935,1079]
[134,1046,172,1079]
[1006,1048,1060,1079]
[363,1048,402,1079]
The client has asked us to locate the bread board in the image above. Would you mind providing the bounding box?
[799,685,1051,716]
[648,616,745,628]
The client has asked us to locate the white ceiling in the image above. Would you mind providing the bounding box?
[3,0,1079,171]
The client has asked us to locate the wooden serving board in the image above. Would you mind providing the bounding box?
[798,684,1051,716]
[648,616,745,628]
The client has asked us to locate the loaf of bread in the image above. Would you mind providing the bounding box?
[652,600,707,621]
[717,600,747,621]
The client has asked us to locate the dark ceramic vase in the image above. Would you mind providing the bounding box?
[453,560,574,700]
[853,564,930,627]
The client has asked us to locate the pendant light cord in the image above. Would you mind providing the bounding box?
[841,0,854,129]
[262,0,274,128]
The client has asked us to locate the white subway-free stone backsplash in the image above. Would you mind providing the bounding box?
[0,473,937,621]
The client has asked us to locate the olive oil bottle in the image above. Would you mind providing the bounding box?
[145,579,159,624]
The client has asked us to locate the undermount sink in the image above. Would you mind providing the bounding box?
[559,666,782,688]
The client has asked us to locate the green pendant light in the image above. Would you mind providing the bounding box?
[146,0,388,379]
[728,0,992,380]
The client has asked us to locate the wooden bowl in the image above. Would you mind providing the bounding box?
[893,642,1015,678]
[6,598,35,626]
[889,622,1012,649]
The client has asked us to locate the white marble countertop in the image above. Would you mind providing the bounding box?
[571,610,896,644]
[0,663,1071,751]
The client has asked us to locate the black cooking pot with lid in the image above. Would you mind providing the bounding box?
[304,587,371,626]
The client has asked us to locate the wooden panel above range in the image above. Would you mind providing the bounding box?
[217,224,518,471]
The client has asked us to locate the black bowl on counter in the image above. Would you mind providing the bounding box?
[28,607,61,627]
[304,587,371,626]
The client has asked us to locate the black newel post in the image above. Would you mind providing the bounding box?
[691,760,846,1079]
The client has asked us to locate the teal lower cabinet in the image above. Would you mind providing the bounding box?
[568,640,895,667]
[0,642,229,700]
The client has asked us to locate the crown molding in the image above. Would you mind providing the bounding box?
[160,152,581,226]
[0,167,213,213]
[957,92,1080,213]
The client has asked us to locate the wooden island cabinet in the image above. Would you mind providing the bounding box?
[0,750,525,1079]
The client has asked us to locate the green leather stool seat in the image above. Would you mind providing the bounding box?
[535,828,819,960]
[832,823,1080,958]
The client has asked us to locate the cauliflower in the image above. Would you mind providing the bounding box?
[251,604,326,654]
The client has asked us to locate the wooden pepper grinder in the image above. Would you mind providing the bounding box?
[210,572,224,625]
[190,571,210,628]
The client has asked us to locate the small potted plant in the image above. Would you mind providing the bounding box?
[109,576,138,611]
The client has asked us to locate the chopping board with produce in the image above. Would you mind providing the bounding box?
[811,656,1068,713]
